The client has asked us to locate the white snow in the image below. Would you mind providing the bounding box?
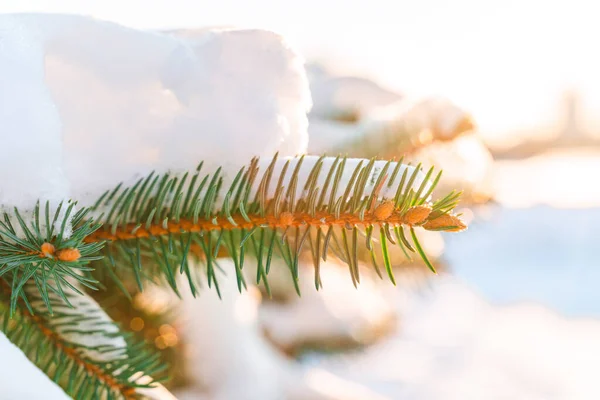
[306,276,600,400]
[363,96,474,142]
[307,119,366,155]
[308,97,474,155]
[492,149,600,208]
[305,67,474,155]
[259,260,395,350]
[445,206,600,317]
[0,16,69,211]
[307,63,402,119]
[134,376,178,400]
[411,134,494,199]
[0,331,69,400]
[0,14,312,209]
[176,259,394,400]
[254,155,427,204]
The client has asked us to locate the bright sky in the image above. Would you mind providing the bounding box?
[4,0,600,142]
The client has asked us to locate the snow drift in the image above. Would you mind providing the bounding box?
[0,14,312,210]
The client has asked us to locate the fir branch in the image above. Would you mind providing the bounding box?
[86,155,467,295]
[0,278,166,400]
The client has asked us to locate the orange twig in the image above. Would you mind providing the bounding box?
[86,210,414,244]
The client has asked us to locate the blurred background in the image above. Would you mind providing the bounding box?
[4,1,600,398]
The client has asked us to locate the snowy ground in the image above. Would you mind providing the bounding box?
[302,274,600,400]
[302,154,600,400]
[445,206,600,317]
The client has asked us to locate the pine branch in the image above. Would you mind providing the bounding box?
[0,277,166,400]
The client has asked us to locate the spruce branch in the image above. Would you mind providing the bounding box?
[0,277,166,399]
[87,154,466,296]
[0,153,466,397]
[0,154,467,311]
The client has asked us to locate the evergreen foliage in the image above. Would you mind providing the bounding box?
[0,154,466,397]
[0,279,165,399]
